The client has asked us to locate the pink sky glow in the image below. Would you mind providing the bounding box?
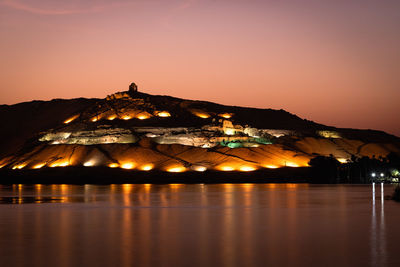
[1,0,399,136]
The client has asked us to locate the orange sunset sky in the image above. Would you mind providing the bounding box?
[1,0,399,136]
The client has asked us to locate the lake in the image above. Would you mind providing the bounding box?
[0,183,399,267]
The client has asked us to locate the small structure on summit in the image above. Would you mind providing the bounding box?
[129,82,138,96]
[106,82,138,100]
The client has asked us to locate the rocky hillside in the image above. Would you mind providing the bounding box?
[1,83,399,174]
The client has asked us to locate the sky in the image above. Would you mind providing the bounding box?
[1,0,399,136]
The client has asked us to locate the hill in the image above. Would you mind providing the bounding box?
[0,83,399,182]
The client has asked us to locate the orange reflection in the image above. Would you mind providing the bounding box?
[144,184,152,192]
[122,184,133,206]
[60,184,69,195]
[110,184,117,194]
[122,184,133,193]
[35,184,42,195]
[169,184,183,190]
[223,183,234,193]
[241,183,254,192]
[265,183,278,189]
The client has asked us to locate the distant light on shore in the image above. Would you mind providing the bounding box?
[239,166,256,172]
[167,167,186,172]
[83,161,95,167]
[33,163,45,169]
[220,166,235,171]
[108,163,119,168]
[140,164,154,171]
[157,111,171,117]
[121,163,135,169]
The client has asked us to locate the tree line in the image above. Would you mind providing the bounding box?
[308,152,400,183]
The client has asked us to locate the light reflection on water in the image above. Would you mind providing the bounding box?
[0,184,399,267]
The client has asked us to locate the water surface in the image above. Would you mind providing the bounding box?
[0,184,399,267]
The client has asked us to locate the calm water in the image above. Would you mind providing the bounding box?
[0,183,399,267]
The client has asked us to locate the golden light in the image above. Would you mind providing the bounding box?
[91,117,98,122]
[64,115,78,124]
[223,183,234,192]
[286,162,299,167]
[107,115,116,120]
[83,161,95,167]
[122,184,133,193]
[167,166,186,172]
[239,166,257,172]
[194,112,210,119]
[224,128,235,135]
[121,163,135,169]
[12,164,26,170]
[137,114,150,120]
[144,184,152,189]
[122,115,132,120]
[157,111,171,117]
[265,165,279,169]
[35,184,42,192]
[140,164,154,171]
[60,184,68,194]
[33,163,45,169]
[265,184,278,189]
[241,183,254,191]
[317,130,341,139]
[219,113,232,119]
[108,163,119,168]
[50,161,69,167]
[220,166,235,171]
[337,158,347,164]
[170,184,183,189]
[193,166,207,172]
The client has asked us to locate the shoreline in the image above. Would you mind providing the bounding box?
[0,166,311,184]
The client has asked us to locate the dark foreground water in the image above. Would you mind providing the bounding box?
[0,184,399,267]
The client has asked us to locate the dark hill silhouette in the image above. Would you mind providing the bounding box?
[0,86,399,184]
